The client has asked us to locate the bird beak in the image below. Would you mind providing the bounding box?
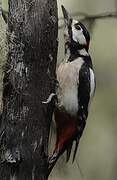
[61,5,72,26]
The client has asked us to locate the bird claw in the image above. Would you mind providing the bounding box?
[47,151,59,176]
[42,93,57,104]
[48,150,58,165]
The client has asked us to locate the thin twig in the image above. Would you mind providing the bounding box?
[2,10,8,24]
[59,11,117,29]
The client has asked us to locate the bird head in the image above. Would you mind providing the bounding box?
[61,5,90,52]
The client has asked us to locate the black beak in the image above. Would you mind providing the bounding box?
[61,5,71,26]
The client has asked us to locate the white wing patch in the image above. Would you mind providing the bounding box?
[89,68,95,98]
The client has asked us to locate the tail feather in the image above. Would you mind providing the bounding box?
[66,142,73,162]
[72,139,79,163]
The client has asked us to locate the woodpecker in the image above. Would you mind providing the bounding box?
[48,5,96,174]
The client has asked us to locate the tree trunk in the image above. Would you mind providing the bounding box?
[0,0,58,179]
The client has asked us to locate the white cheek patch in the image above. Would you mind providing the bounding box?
[72,20,86,45]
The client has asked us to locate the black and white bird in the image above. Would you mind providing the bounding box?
[48,5,96,174]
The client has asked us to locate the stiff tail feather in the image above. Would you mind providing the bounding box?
[66,138,79,163]
[66,142,73,162]
[72,139,79,163]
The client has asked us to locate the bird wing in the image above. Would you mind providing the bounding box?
[77,62,91,136]
[72,62,91,162]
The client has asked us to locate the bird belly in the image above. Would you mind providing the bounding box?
[62,88,78,115]
[57,76,79,116]
[57,59,84,116]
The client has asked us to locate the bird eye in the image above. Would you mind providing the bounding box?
[74,23,81,30]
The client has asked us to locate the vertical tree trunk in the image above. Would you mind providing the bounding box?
[0,0,58,179]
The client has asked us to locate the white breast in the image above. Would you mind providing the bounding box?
[57,58,84,116]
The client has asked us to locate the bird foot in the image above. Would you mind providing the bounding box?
[47,151,59,177]
[42,93,57,104]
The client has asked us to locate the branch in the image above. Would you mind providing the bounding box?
[59,11,117,29]
[2,10,117,28]
[2,10,8,23]
[0,1,8,23]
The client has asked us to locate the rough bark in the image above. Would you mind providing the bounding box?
[0,0,58,180]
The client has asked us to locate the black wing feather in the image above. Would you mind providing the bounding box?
[77,62,91,138]
[71,62,91,162]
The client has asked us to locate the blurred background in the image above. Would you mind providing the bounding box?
[1,0,117,180]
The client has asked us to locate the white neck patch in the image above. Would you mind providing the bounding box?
[79,49,89,56]
[65,48,70,62]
